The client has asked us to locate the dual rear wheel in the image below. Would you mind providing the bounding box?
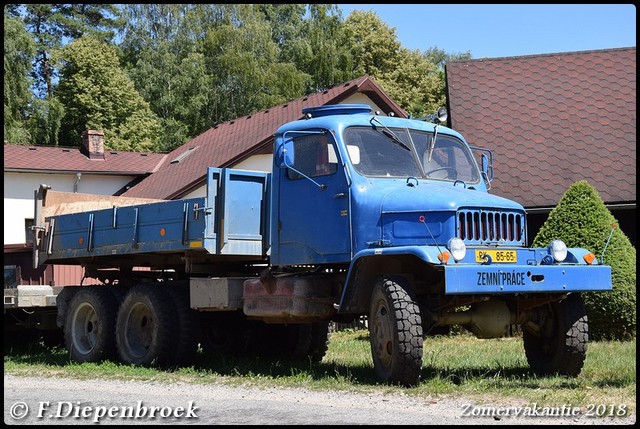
[64,283,198,367]
[64,283,330,367]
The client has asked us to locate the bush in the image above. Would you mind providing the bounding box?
[532,180,636,340]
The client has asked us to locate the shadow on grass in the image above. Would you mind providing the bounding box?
[8,337,632,391]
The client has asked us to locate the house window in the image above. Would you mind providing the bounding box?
[25,219,35,244]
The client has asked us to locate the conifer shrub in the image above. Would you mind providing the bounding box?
[532,180,636,340]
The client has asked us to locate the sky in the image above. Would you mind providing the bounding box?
[337,4,636,59]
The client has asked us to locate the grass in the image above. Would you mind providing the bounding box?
[4,329,636,417]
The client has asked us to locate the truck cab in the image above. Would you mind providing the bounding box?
[269,104,611,385]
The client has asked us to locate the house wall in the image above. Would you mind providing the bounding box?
[4,172,136,245]
[5,171,139,288]
[4,249,99,288]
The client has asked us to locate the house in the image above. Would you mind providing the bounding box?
[445,47,636,245]
[122,75,406,200]
[3,131,167,287]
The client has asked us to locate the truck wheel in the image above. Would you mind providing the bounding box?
[369,276,423,387]
[304,321,330,363]
[286,321,330,363]
[116,284,175,366]
[64,287,117,363]
[165,285,199,365]
[523,293,588,377]
[199,311,249,356]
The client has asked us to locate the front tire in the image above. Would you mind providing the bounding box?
[64,287,117,363]
[368,276,423,386]
[523,293,588,376]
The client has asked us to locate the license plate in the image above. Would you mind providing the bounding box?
[475,250,517,263]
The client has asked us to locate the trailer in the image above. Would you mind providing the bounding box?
[10,104,612,386]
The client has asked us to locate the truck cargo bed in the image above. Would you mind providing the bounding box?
[35,168,271,267]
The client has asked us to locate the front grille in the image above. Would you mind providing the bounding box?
[457,209,526,246]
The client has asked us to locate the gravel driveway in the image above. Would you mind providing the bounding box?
[4,375,635,425]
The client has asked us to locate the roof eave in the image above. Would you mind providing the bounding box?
[4,168,154,175]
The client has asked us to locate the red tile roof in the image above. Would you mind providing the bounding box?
[4,144,167,175]
[123,75,406,199]
[446,47,636,208]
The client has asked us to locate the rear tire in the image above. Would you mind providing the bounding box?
[369,276,423,386]
[283,321,330,362]
[165,285,199,365]
[64,287,117,363]
[305,321,330,363]
[115,284,175,366]
[199,311,249,356]
[523,293,588,376]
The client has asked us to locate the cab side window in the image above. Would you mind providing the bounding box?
[287,134,337,180]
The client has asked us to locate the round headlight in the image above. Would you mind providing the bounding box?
[447,238,467,262]
[548,240,567,262]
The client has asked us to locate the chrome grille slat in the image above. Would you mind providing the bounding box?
[457,209,526,246]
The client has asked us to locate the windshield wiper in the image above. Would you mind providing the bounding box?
[370,117,411,151]
[426,122,440,162]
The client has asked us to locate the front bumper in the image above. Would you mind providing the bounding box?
[444,264,612,294]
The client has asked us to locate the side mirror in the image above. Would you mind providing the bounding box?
[481,153,494,188]
[470,145,494,190]
[275,137,295,168]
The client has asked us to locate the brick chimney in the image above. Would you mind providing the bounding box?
[82,130,105,160]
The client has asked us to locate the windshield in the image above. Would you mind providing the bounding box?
[343,126,480,183]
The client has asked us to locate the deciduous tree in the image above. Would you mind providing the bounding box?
[56,35,161,151]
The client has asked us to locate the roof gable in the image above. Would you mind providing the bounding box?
[446,47,636,207]
[123,75,405,199]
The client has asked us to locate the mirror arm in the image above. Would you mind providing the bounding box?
[282,155,327,191]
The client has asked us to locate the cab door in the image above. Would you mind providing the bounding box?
[273,131,351,265]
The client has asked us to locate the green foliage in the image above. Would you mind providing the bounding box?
[118,5,216,150]
[126,46,211,152]
[56,35,161,151]
[341,10,462,118]
[4,11,35,144]
[202,5,310,122]
[532,180,636,340]
[7,4,466,151]
[343,10,402,78]
[27,97,65,146]
[7,4,121,99]
[378,49,443,118]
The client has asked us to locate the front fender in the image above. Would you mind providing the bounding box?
[337,246,444,314]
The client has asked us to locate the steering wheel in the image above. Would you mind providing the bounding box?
[425,166,456,178]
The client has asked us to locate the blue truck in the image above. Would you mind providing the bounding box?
[25,104,611,386]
